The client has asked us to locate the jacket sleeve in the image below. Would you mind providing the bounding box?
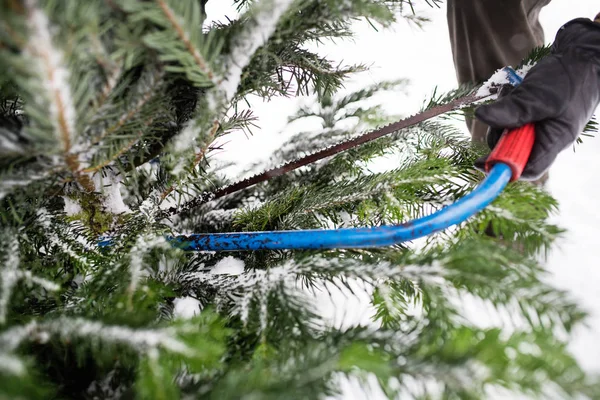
[447,0,551,142]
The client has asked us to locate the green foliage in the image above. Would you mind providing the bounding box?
[121,0,223,88]
[1,1,599,399]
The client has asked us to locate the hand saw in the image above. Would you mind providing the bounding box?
[162,67,535,251]
[98,67,534,251]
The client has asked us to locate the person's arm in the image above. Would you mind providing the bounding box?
[474,14,600,181]
[447,0,551,142]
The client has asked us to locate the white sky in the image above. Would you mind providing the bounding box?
[205,1,600,397]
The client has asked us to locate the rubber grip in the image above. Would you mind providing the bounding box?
[484,123,536,182]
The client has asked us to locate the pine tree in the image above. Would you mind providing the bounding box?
[0,0,598,399]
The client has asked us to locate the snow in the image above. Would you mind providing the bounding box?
[475,68,512,98]
[186,261,298,328]
[93,171,131,214]
[0,320,38,351]
[139,194,160,220]
[37,208,96,267]
[3,318,197,357]
[62,196,82,216]
[474,63,537,100]
[172,296,201,319]
[128,234,169,294]
[0,128,25,154]
[0,353,25,376]
[0,177,43,200]
[0,236,20,325]
[211,256,245,275]
[171,120,198,156]
[200,208,237,226]
[16,270,60,292]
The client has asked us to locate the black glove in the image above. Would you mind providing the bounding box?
[474,17,600,181]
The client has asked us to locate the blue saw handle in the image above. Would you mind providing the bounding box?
[169,163,514,251]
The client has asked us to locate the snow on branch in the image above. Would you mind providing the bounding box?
[128,234,170,297]
[0,127,26,155]
[182,255,448,332]
[162,0,295,189]
[0,176,41,200]
[0,233,60,325]
[92,170,132,215]
[294,256,447,284]
[0,318,194,358]
[23,0,77,153]
[0,236,20,325]
[165,0,296,177]
[184,258,293,331]
[14,270,61,292]
[171,119,200,154]
[48,318,193,354]
[220,0,296,101]
[0,352,26,376]
[36,209,99,268]
[0,157,56,201]
[0,320,38,354]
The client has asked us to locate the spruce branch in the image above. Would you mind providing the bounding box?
[121,0,220,87]
[0,317,204,356]
[35,208,101,269]
[94,62,123,111]
[157,0,298,205]
[88,86,155,147]
[126,233,171,308]
[87,66,164,148]
[0,166,54,201]
[84,116,154,173]
[155,0,215,81]
[219,0,297,102]
[19,0,93,191]
[0,230,60,325]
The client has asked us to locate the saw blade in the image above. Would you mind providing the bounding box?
[166,90,494,216]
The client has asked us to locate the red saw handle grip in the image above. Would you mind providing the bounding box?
[484,123,536,182]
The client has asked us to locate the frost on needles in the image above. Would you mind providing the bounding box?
[0,1,599,399]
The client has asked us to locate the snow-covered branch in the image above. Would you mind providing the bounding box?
[23,0,77,153]
[0,168,55,201]
[0,236,20,325]
[0,234,60,325]
[36,209,99,267]
[220,0,297,102]
[183,256,446,332]
[0,318,194,357]
[128,234,169,296]
[48,318,194,354]
[0,352,26,376]
[166,0,295,172]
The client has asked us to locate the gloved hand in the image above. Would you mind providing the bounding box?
[474,17,600,181]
